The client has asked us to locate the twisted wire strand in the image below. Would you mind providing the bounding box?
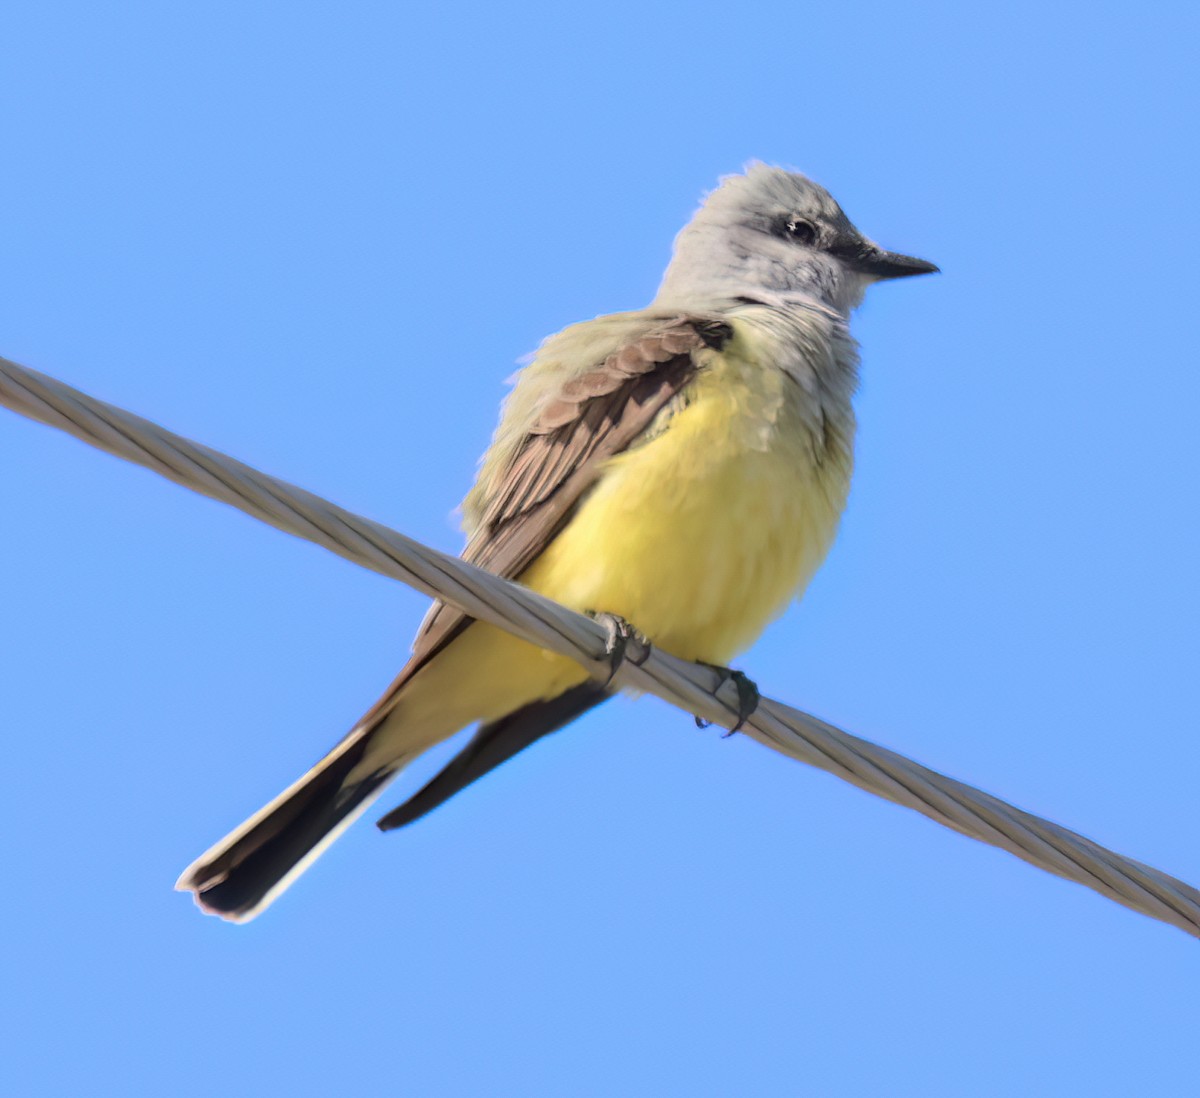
[3,353,1197,939]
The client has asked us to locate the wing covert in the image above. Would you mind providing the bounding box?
[412,315,730,666]
[352,313,730,734]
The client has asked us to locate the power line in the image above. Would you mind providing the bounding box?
[3,353,1197,938]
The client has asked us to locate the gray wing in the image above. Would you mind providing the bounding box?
[366,315,731,827]
[412,316,730,660]
[356,313,729,730]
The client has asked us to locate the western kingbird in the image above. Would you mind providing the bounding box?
[177,164,937,921]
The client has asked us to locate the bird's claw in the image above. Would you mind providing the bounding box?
[694,665,760,736]
[589,612,652,686]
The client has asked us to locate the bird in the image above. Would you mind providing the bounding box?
[176,163,938,921]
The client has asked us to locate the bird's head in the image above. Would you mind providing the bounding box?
[656,164,937,316]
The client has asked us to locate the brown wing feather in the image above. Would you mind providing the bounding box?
[352,315,730,732]
[373,682,611,830]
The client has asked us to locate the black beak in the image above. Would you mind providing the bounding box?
[854,245,939,280]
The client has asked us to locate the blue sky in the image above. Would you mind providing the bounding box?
[2,2,1198,1095]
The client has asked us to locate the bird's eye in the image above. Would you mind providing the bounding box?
[784,217,818,245]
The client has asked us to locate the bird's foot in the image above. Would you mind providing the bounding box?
[588,612,652,686]
[694,665,760,736]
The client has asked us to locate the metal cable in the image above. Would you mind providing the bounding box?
[3,353,1197,939]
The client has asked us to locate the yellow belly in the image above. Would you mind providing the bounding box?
[523,333,850,664]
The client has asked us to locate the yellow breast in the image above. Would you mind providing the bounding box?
[522,320,854,664]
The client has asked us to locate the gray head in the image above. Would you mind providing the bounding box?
[655,164,937,316]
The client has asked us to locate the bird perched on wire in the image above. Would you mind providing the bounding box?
[177,163,937,921]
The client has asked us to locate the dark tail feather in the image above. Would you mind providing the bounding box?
[376,684,610,831]
[176,730,397,922]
